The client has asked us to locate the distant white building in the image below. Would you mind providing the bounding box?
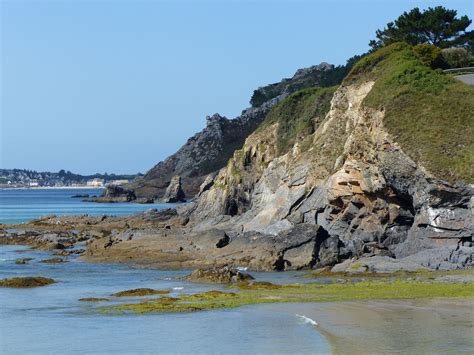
[29,181,39,187]
[107,179,129,186]
[87,178,104,187]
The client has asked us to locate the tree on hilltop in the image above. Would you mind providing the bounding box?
[370,6,473,52]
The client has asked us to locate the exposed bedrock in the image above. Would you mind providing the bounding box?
[176,79,473,271]
[82,224,348,271]
[161,175,186,203]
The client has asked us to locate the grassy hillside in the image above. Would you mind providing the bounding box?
[347,43,474,183]
[259,86,337,155]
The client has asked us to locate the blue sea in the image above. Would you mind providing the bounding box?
[1,189,472,354]
[0,188,173,224]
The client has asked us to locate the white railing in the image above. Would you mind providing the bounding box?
[443,67,474,73]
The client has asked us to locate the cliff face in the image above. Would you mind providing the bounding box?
[119,62,344,199]
[87,44,472,272]
[181,44,473,271]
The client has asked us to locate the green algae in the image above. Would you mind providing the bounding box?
[236,281,292,290]
[0,276,56,288]
[101,279,474,314]
[184,290,237,301]
[111,288,170,297]
[308,268,474,280]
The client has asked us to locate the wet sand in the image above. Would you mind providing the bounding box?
[279,298,474,353]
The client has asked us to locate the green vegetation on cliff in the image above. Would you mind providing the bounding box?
[260,86,337,155]
[348,42,474,183]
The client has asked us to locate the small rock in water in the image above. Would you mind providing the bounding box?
[184,266,254,284]
[111,288,170,297]
[0,277,56,288]
[15,258,33,265]
[40,258,67,264]
[79,297,110,302]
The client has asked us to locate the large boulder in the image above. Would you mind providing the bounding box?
[184,266,254,284]
[162,176,186,203]
[102,185,136,201]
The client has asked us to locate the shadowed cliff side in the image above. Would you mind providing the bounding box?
[109,62,355,200]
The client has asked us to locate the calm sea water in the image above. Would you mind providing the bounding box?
[1,189,473,354]
[0,189,331,353]
[0,188,174,224]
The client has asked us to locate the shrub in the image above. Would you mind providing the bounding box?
[441,47,470,68]
[250,89,270,108]
[260,87,336,155]
[413,44,442,68]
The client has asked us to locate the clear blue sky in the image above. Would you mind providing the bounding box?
[1,0,472,174]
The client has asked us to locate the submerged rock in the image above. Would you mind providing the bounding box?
[54,249,85,256]
[111,288,170,297]
[0,277,56,288]
[40,258,67,264]
[184,266,254,284]
[79,297,110,302]
[71,194,90,198]
[15,258,33,265]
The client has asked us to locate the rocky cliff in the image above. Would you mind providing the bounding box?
[65,43,473,272]
[178,43,473,271]
[114,62,352,200]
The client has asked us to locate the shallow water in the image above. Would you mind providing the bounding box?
[0,246,330,354]
[0,188,174,224]
[1,246,473,354]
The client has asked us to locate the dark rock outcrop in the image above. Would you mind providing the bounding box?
[184,266,254,284]
[40,258,67,264]
[118,63,344,200]
[15,258,33,265]
[93,185,137,203]
[250,62,337,107]
[161,176,185,203]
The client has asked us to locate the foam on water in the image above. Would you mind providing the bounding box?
[296,314,319,326]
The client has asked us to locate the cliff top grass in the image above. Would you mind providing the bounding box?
[0,276,56,288]
[258,86,337,156]
[101,279,474,314]
[347,42,474,183]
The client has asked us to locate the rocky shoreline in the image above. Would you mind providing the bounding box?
[2,46,473,276]
[0,206,471,273]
